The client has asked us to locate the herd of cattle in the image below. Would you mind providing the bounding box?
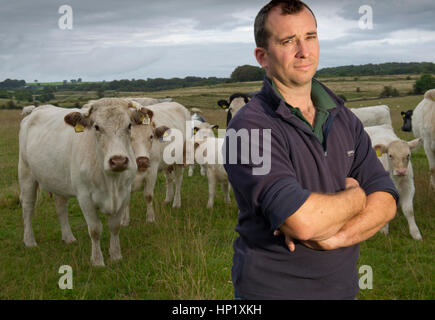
[17,88,434,265]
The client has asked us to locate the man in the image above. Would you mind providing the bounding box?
[223,0,399,300]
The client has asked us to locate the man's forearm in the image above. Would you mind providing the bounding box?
[281,185,366,241]
[303,191,397,250]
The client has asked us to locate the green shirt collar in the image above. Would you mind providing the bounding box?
[268,77,336,143]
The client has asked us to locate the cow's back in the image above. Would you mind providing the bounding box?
[19,106,94,196]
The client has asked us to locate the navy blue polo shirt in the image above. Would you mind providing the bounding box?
[223,77,399,300]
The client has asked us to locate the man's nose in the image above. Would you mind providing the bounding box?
[295,40,310,58]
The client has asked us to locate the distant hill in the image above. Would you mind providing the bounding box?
[315,62,435,78]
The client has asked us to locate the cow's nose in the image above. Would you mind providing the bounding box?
[136,157,150,171]
[396,169,407,176]
[109,155,129,171]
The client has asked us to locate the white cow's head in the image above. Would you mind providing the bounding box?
[64,98,147,173]
[128,107,170,172]
[375,138,421,176]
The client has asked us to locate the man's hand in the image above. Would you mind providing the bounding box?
[273,230,296,252]
[274,177,363,252]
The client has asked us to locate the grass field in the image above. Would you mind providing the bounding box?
[0,78,433,300]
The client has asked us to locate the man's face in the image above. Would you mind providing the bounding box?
[256,6,319,87]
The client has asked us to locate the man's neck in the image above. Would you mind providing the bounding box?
[271,76,316,125]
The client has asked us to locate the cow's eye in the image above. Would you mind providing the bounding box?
[128,123,132,130]
[149,135,153,140]
[94,125,100,131]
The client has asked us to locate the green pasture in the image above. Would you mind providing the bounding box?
[0,79,433,299]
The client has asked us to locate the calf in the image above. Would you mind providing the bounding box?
[364,124,422,240]
[19,98,145,266]
[350,105,392,127]
[122,101,191,225]
[188,123,230,209]
[410,89,435,189]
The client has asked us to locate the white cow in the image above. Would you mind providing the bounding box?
[126,97,172,106]
[350,105,392,127]
[19,98,146,266]
[364,124,422,240]
[411,89,435,189]
[188,122,230,209]
[121,101,191,225]
[21,105,36,116]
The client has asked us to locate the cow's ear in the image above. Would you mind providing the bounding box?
[217,100,229,109]
[408,138,422,151]
[211,124,219,130]
[64,112,93,133]
[374,144,387,157]
[131,107,154,125]
[154,125,170,139]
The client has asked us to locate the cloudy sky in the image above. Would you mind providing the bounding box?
[0,0,434,82]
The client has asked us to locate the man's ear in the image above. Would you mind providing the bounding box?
[64,112,93,132]
[217,100,229,109]
[254,47,267,69]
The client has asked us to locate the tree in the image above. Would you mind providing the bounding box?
[230,65,265,82]
[414,74,435,94]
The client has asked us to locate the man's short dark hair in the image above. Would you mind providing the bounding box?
[254,0,317,49]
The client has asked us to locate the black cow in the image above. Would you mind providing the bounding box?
[217,92,259,125]
[401,109,413,132]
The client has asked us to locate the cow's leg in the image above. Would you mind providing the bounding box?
[207,171,216,209]
[172,165,184,209]
[400,185,422,240]
[380,223,389,235]
[19,159,38,247]
[78,196,104,266]
[200,165,206,176]
[53,194,76,244]
[188,164,194,177]
[424,142,435,190]
[222,181,231,204]
[108,212,122,261]
[164,167,175,204]
[120,205,130,227]
[144,165,159,222]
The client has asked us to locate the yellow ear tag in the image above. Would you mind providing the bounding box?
[74,123,84,133]
[163,131,169,137]
[376,149,383,157]
[402,114,406,119]
[193,128,198,134]
[142,115,150,125]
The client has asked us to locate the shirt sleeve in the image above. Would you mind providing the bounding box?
[348,115,400,204]
[223,112,311,231]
